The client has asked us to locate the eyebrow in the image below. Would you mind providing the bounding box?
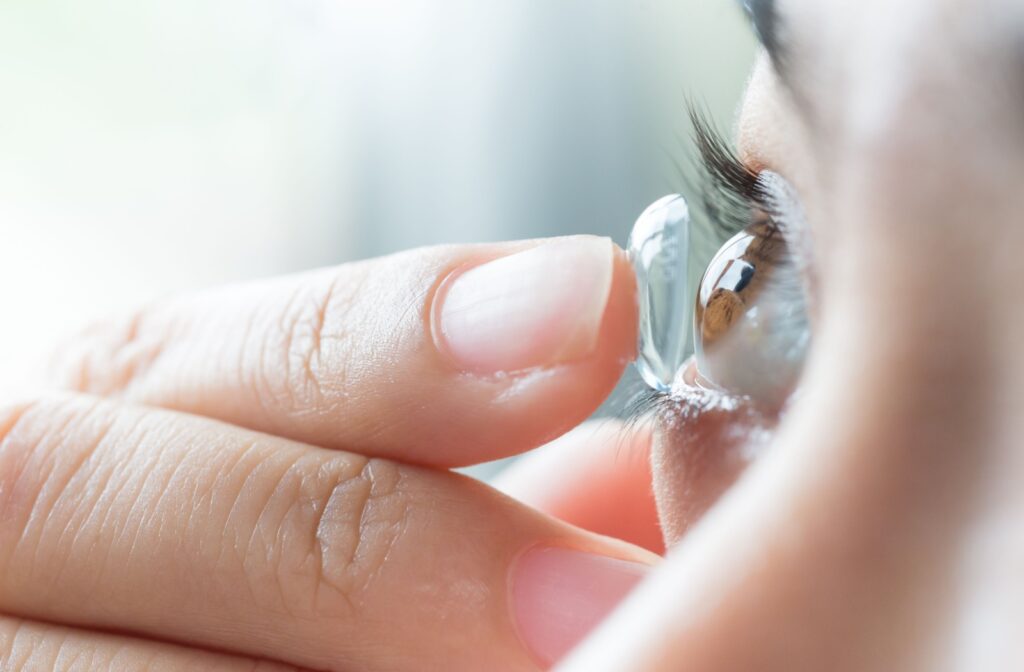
[740,0,814,120]
[741,0,780,58]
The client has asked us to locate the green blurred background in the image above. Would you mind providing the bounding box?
[0,0,755,390]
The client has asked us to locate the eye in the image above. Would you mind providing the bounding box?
[629,114,811,403]
[693,207,810,405]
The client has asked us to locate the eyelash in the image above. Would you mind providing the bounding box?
[688,105,809,320]
[687,106,779,244]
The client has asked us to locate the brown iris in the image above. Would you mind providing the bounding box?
[693,214,804,403]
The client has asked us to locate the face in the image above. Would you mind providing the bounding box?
[638,0,1024,668]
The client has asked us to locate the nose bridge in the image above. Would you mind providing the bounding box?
[841,0,1024,190]
[840,5,1009,179]
[789,3,1024,498]
[819,1,1024,373]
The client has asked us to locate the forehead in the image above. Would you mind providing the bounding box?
[777,0,1024,67]
[772,0,1024,142]
[740,0,1024,216]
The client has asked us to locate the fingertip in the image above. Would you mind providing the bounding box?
[403,237,639,466]
[604,243,641,365]
[432,236,624,375]
[437,240,639,462]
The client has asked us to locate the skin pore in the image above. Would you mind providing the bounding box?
[561,0,1024,670]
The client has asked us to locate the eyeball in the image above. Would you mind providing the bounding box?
[693,216,810,403]
[629,194,810,404]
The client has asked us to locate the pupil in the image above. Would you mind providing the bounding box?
[733,263,756,293]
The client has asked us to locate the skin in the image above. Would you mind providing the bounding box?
[3,1,1021,669]
[0,242,656,671]
[560,1,1024,670]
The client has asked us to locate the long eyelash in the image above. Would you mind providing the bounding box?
[609,385,669,460]
[688,106,775,241]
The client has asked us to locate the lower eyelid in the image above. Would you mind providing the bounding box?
[651,380,777,540]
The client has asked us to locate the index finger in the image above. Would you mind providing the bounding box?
[50,236,637,467]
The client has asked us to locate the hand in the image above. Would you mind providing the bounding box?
[0,236,657,671]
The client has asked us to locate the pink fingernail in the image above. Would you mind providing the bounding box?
[511,546,649,667]
[436,236,615,374]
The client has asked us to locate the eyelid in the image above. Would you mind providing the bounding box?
[759,173,809,260]
[687,106,815,307]
[758,171,819,317]
[689,107,773,240]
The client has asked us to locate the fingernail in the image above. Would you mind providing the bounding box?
[511,546,649,666]
[436,236,615,374]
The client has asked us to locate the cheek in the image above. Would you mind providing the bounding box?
[651,389,777,545]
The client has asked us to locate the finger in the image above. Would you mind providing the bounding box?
[0,394,657,671]
[0,617,304,671]
[50,236,637,467]
[494,421,664,554]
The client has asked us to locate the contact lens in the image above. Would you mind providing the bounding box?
[628,195,694,392]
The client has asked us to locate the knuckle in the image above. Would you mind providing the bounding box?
[247,453,410,619]
[253,266,371,418]
[259,273,350,413]
[314,458,409,601]
[47,306,168,396]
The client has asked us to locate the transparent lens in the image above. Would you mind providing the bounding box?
[629,195,810,403]
[628,194,693,392]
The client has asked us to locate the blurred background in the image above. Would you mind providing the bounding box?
[0,0,755,396]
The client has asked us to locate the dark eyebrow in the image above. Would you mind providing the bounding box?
[740,0,781,62]
[739,0,813,118]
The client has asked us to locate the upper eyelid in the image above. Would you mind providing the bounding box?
[687,102,820,296]
[689,109,768,206]
[688,114,764,240]
[690,108,807,259]
[757,171,817,304]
